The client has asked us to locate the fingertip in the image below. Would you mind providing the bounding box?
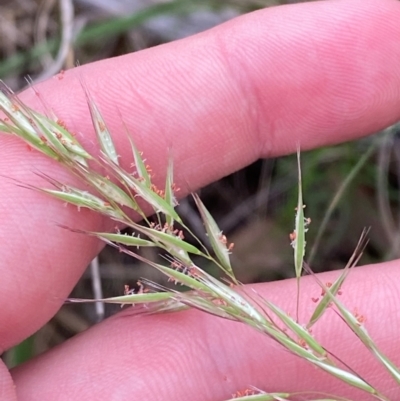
[0,361,17,401]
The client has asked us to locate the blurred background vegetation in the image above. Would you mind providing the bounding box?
[2,0,400,369]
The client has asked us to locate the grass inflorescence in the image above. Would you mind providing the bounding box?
[1,80,399,401]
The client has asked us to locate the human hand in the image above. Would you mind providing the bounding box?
[1,0,400,399]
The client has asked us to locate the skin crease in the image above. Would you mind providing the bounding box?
[1,0,400,399]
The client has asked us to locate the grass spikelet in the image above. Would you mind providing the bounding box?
[227,391,290,400]
[291,149,309,321]
[110,247,211,293]
[0,81,91,165]
[189,267,268,326]
[263,300,327,358]
[129,136,152,187]
[83,88,119,165]
[326,287,400,386]
[25,175,126,219]
[130,224,202,265]
[115,169,181,221]
[0,83,59,159]
[30,111,91,162]
[44,188,122,217]
[0,82,41,138]
[69,291,174,305]
[309,360,377,395]
[307,228,370,329]
[193,193,236,281]
[80,231,157,248]
[79,170,139,210]
[304,257,400,388]
[164,154,177,226]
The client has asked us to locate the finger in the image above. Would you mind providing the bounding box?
[0,361,17,401]
[11,261,400,401]
[1,0,400,350]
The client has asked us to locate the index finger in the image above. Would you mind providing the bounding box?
[1,0,400,351]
